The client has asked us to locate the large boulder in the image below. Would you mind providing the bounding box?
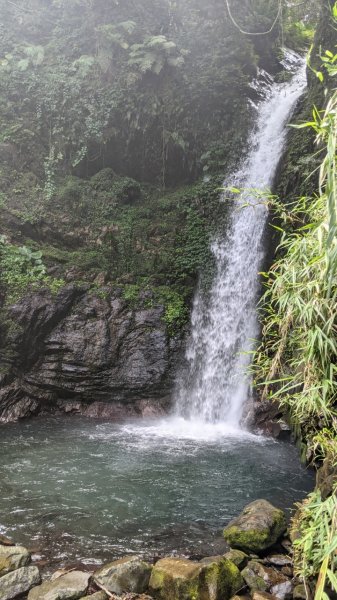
[93,556,152,595]
[149,556,243,600]
[0,545,30,576]
[0,566,40,600]
[223,500,287,553]
[0,286,183,423]
[28,570,90,600]
[241,561,292,600]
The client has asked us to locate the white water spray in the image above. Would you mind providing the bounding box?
[174,56,307,430]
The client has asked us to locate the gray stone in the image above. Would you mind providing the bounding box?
[242,561,292,600]
[264,555,292,567]
[270,580,292,600]
[0,545,30,576]
[28,570,90,600]
[292,584,307,600]
[0,566,40,600]
[223,500,287,553]
[94,557,152,595]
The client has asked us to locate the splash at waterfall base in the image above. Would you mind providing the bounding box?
[0,499,305,600]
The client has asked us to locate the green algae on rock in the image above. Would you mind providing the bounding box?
[223,500,287,553]
[149,556,243,600]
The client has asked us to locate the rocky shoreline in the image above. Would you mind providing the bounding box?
[0,500,308,600]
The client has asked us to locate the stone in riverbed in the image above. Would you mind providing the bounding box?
[223,549,248,569]
[241,561,292,600]
[28,570,90,600]
[0,535,14,546]
[223,500,287,553]
[80,593,108,600]
[93,557,152,595]
[264,555,292,567]
[149,556,243,600]
[0,545,31,576]
[292,584,307,600]
[252,592,278,600]
[0,566,40,600]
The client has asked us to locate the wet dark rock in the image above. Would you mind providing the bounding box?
[0,286,184,423]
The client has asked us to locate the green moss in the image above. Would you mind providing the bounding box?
[223,549,248,569]
[224,525,270,552]
[203,559,244,600]
[241,564,267,592]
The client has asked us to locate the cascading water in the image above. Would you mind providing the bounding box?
[175,55,307,429]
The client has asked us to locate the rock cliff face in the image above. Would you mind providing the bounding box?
[0,285,184,423]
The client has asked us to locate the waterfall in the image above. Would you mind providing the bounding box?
[175,56,307,429]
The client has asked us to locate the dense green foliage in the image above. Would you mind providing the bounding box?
[0,0,290,326]
[0,0,277,190]
[0,235,64,304]
[253,8,337,596]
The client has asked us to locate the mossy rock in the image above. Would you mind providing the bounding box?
[223,549,248,569]
[90,170,141,205]
[149,556,243,600]
[223,500,287,554]
[90,168,116,191]
[57,176,86,206]
[241,560,292,598]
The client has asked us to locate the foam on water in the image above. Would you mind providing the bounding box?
[119,416,263,444]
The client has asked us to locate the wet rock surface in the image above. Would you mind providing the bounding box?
[0,499,302,600]
[93,557,152,595]
[0,286,184,423]
[223,500,287,553]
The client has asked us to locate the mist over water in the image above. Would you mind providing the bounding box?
[175,55,307,431]
[0,417,314,570]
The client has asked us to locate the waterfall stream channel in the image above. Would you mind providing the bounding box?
[0,54,315,571]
